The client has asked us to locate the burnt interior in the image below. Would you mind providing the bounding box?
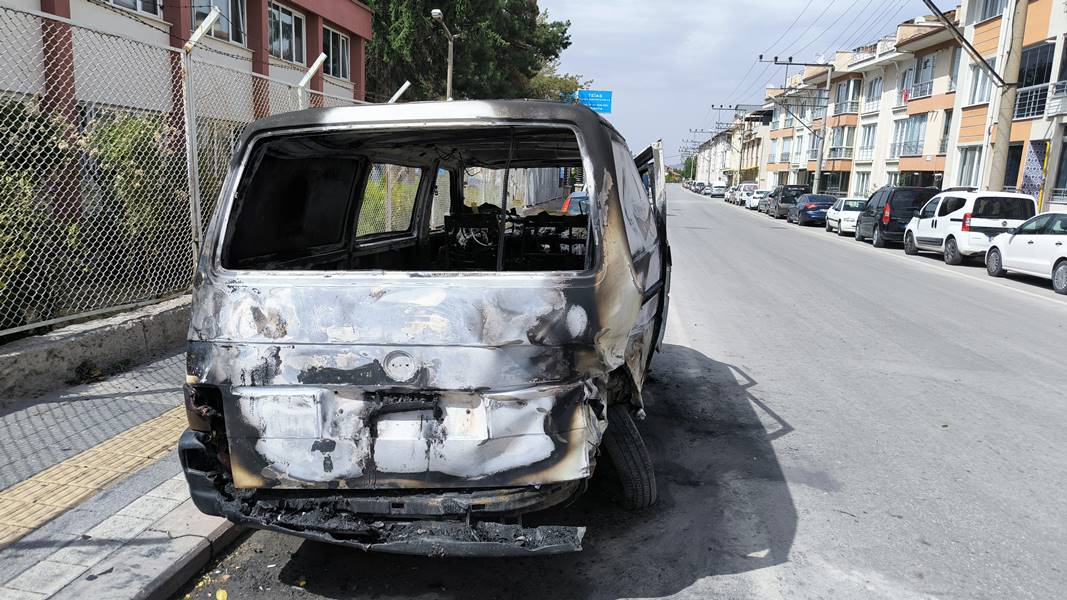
[222,126,590,272]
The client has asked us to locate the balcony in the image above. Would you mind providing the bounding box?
[778,152,791,163]
[811,107,826,120]
[889,140,923,158]
[1047,81,1067,115]
[768,153,777,163]
[784,118,795,128]
[910,80,933,100]
[808,148,820,160]
[834,100,859,114]
[1015,82,1050,119]
[828,146,854,159]
[770,120,780,130]
[895,90,908,108]
[1051,187,1067,204]
[856,145,875,160]
[862,99,880,114]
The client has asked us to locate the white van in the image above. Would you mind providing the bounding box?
[904,191,1037,264]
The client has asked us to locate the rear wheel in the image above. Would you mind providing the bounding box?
[854,224,865,242]
[944,237,963,265]
[986,247,1006,277]
[1053,260,1067,295]
[872,226,886,248]
[599,404,657,510]
[904,232,918,255]
[825,221,832,232]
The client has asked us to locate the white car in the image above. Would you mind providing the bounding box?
[748,189,771,210]
[825,197,865,235]
[735,182,758,206]
[904,191,1036,264]
[985,212,1067,294]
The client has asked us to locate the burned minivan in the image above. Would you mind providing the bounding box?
[179,100,671,556]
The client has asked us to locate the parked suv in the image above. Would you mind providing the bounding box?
[904,191,1036,264]
[767,184,812,219]
[855,186,938,247]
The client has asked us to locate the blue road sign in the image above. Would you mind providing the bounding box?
[577,90,613,113]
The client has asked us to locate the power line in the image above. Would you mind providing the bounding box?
[788,0,867,59]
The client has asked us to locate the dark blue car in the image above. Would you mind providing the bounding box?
[788,194,837,226]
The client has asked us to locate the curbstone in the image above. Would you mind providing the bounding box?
[0,296,190,401]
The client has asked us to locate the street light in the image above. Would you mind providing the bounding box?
[431,8,455,101]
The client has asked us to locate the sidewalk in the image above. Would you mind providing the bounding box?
[0,353,238,599]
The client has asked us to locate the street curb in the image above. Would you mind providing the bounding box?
[0,295,190,401]
[141,515,242,600]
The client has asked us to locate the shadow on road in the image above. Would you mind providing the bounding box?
[273,344,797,599]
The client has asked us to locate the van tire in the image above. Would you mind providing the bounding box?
[1053,260,1067,295]
[944,237,963,265]
[986,247,1006,277]
[904,233,919,255]
[855,225,865,242]
[599,403,657,510]
[872,226,886,248]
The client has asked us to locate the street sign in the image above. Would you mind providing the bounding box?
[577,90,613,113]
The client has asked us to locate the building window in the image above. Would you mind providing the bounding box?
[1004,142,1024,189]
[890,114,927,157]
[958,146,982,187]
[969,63,992,104]
[864,77,882,112]
[912,54,936,98]
[887,171,899,186]
[939,110,952,154]
[974,0,1007,23]
[192,0,246,45]
[110,0,160,16]
[323,27,350,80]
[898,67,914,105]
[268,2,305,63]
[854,171,871,196]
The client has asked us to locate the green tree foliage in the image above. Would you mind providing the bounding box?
[682,156,696,179]
[526,60,592,102]
[365,0,575,101]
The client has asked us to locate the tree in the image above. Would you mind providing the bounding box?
[682,156,696,179]
[364,1,573,102]
[526,60,592,102]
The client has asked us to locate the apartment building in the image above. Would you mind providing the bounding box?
[729,4,1064,213]
[11,0,372,105]
[943,0,1067,212]
[695,128,740,185]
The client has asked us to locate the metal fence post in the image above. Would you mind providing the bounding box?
[180,7,220,263]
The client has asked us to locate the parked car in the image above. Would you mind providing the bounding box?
[561,190,590,215]
[767,184,812,219]
[693,182,706,194]
[854,186,938,247]
[179,101,670,556]
[725,186,738,203]
[748,189,771,210]
[825,197,866,235]
[986,212,1067,294]
[904,191,1036,264]
[787,194,837,225]
[735,182,758,206]
[709,183,728,198]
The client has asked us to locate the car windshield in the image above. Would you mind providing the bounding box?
[972,196,1036,220]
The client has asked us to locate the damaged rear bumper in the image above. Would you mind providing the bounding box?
[179,430,586,556]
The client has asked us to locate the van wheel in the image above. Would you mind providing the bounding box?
[1053,260,1067,295]
[598,404,657,510]
[904,233,918,255]
[986,247,1006,277]
[872,226,886,248]
[854,225,865,242]
[944,237,963,265]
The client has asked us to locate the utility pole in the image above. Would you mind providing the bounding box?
[761,56,834,193]
[985,0,1027,191]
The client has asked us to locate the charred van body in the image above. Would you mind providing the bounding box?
[179,100,671,556]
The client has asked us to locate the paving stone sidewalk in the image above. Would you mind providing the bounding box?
[0,352,239,599]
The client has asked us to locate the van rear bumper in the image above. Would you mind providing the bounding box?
[179,429,586,556]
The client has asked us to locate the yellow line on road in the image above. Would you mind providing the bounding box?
[0,406,187,548]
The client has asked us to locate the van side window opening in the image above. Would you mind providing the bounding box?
[221,126,590,272]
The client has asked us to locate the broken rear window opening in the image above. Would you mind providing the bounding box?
[221,126,590,273]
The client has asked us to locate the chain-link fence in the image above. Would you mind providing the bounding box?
[0,6,362,337]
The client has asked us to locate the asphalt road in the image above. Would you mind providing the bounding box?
[177,184,1067,600]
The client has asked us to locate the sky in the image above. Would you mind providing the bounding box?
[539,0,954,166]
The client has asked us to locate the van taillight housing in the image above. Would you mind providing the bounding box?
[881,202,891,224]
[561,197,572,213]
[962,213,972,232]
